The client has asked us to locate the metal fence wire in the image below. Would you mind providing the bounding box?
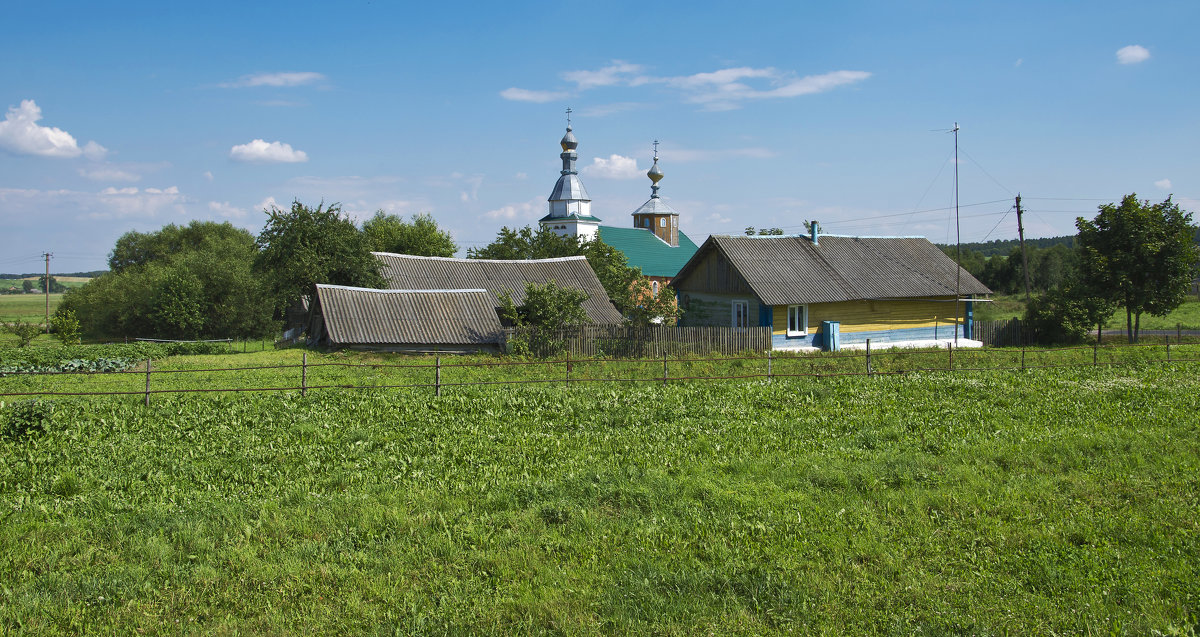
[2,339,1198,403]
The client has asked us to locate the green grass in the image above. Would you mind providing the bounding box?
[2,353,1199,633]
[1104,297,1200,330]
[0,293,65,324]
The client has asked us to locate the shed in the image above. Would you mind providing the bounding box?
[308,285,504,352]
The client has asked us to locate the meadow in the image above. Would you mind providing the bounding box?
[0,293,65,326]
[1,348,1198,634]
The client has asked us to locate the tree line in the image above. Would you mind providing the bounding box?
[944,194,1198,343]
[56,201,676,342]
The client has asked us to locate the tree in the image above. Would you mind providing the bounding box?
[22,280,33,293]
[254,200,385,316]
[49,309,81,346]
[470,225,685,325]
[38,275,66,293]
[58,221,276,340]
[3,320,42,347]
[498,280,591,329]
[1023,280,1116,344]
[1076,194,1199,343]
[362,211,457,257]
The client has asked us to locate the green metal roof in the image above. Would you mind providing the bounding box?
[597,226,699,278]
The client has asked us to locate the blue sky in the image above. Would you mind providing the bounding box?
[2,1,1197,273]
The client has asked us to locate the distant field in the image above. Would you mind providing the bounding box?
[0,278,89,293]
[975,295,1200,330]
[0,293,64,325]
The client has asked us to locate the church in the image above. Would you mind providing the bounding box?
[537,119,698,294]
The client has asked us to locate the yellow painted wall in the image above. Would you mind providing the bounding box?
[771,297,964,336]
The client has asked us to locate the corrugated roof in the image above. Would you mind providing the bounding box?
[674,235,991,305]
[313,285,503,346]
[597,226,699,278]
[372,253,625,324]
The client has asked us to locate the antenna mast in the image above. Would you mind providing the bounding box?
[953,123,961,346]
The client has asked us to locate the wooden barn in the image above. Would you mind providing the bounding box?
[307,285,504,352]
[372,252,625,325]
[672,228,991,350]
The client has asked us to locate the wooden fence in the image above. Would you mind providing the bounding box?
[974,318,1041,347]
[504,325,773,358]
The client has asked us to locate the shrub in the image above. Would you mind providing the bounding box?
[1,399,53,440]
[50,309,81,346]
[3,320,43,347]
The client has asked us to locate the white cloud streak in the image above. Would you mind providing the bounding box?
[1116,45,1150,65]
[500,61,870,111]
[1155,178,1172,189]
[229,139,309,163]
[222,72,327,88]
[79,166,141,182]
[485,198,543,220]
[500,87,570,103]
[0,100,106,159]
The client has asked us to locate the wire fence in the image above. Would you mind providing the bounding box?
[2,339,1198,404]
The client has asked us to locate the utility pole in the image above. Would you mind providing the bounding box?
[953,123,961,346]
[1015,195,1032,302]
[43,252,53,333]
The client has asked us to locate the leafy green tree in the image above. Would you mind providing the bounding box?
[3,320,42,347]
[362,211,457,257]
[498,280,591,329]
[21,280,33,293]
[1023,281,1116,344]
[49,309,81,345]
[254,200,384,316]
[468,225,669,321]
[38,275,66,293]
[59,221,275,340]
[1076,194,1199,343]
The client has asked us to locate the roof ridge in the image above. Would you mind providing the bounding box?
[317,284,489,294]
[372,252,587,264]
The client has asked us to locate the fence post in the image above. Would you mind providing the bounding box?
[435,356,441,397]
[301,352,307,397]
[662,351,668,387]
[144,358,152,407]
[948,341,953,371]
[767,348,772,381]
[1167,341,1171,363]
[866,339,872,376]
[565,350,570,387]
[1021,347,1025,370]
[1093,341,1098,366]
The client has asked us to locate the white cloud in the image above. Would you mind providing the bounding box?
[485,198,543,220]
[203,171,214,181]
[257,196,281,212]
[499,87,570,103]
[663,68,872,110]
[580,102,645,117]
[222,72,327,88]
[562,61,644,89]
[229,139,309,163]
[1155,178,1172,189]
[79,166,140,182]
[208,201,247,218]
[515,172,527,180]
[0,100,106,159]
[89,185,185,219]
[583,154,642,179]
[667,146,777,162]
[1116,45,1150,65]
[503,62,871,112]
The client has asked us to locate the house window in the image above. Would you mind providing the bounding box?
[787,305,808,336]
[732,300,749,328]
[651,281,659,295]
[645,218,652,228]
[672,217,678,227]
[659,218,666,227]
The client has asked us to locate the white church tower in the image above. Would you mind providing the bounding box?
[538,109,601,240]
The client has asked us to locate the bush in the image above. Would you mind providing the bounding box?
[3,320,43,347]
[1,399,53,440]
[1023,285,1115,344]
[50,309,81,346]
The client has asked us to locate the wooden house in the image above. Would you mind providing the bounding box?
[672,228,991,350]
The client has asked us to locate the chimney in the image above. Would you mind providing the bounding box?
[810,220,819,245]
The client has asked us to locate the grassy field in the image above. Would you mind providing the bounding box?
[0,293,65,325]
[975,295,1200,330]
[2,349,1198,633]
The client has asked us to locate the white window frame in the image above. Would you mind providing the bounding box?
[732,300,749,328]
[786,304,808,337]
[659,217,666,227]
